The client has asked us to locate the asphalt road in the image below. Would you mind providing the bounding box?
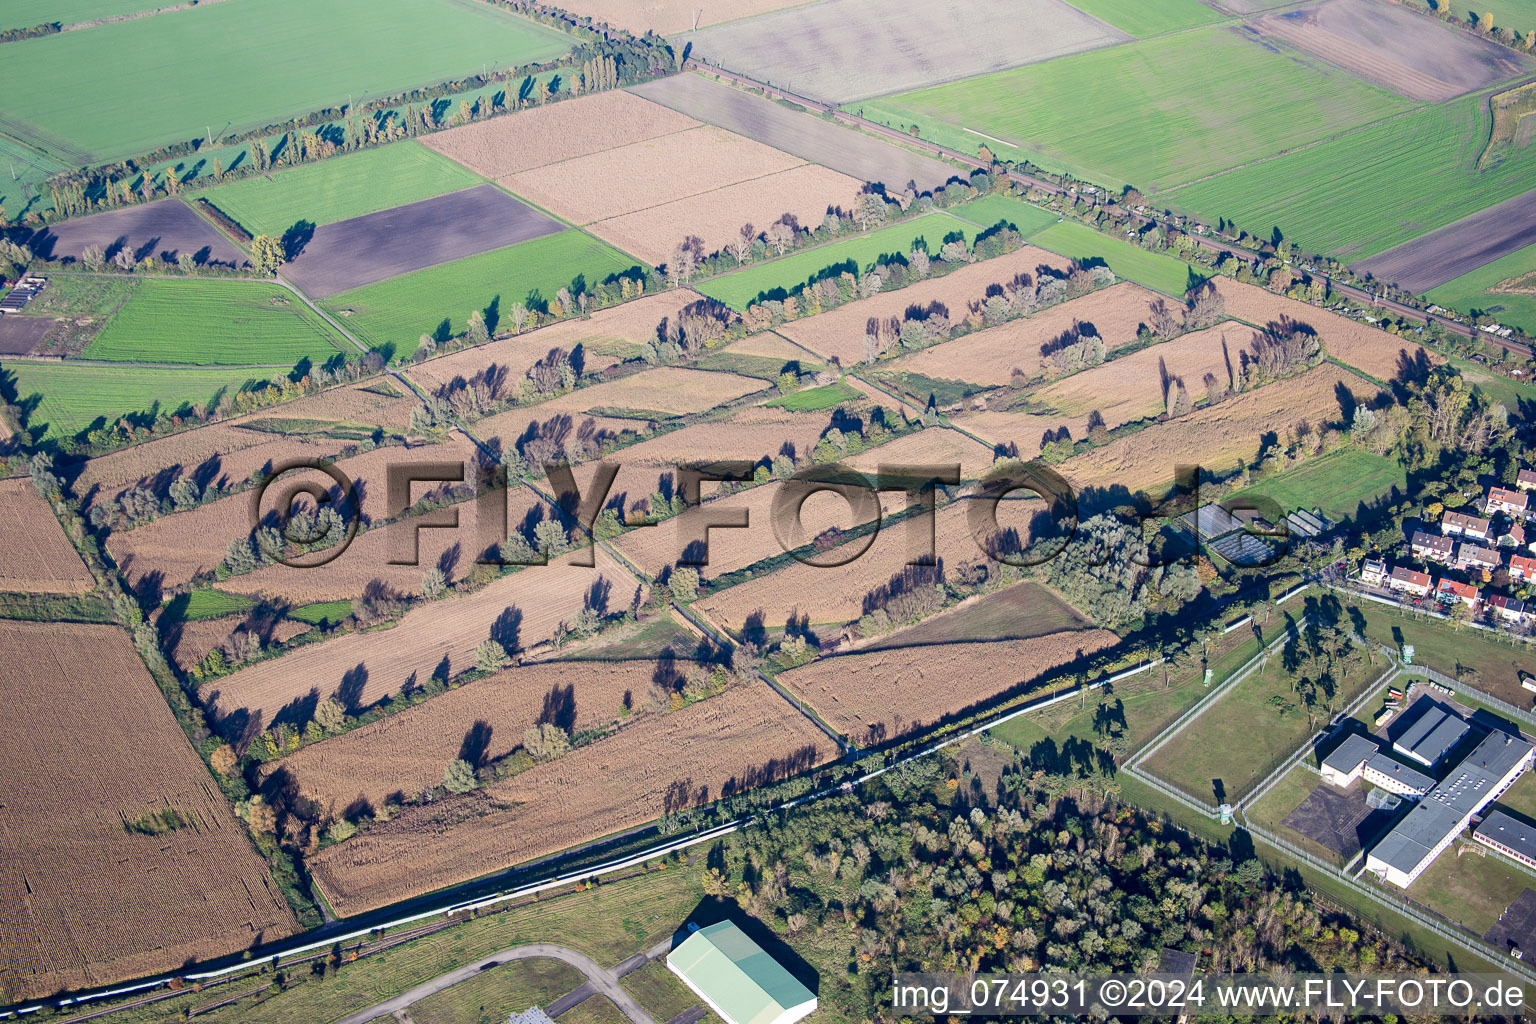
[332,943,660,1024]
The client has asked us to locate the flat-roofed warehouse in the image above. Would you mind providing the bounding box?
[1475,809,1536,871]
[1367,729,1534,887]
[1392,698,1469,769]
[667,921,817,1024]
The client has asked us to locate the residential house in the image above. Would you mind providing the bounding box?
[1489,486,1530,517]
[1455,542,1502,574]
[1500,522,1528,550]
[1411,530,1454,563]
[1388,567,1432,597]
[1361,559,1388,586]
[1488,595,1531,625]
[1510,554,1536,581]
[1436,578,1480,609]
[1517,469,1536,491]
[1441,511,1492,542]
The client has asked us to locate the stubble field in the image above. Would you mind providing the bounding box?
[780,629,1118,744]
[307,679,833,916]
[0,620,297,1001]
[529,366,768,418]
[203,546,642,728]
[0,478,93,593]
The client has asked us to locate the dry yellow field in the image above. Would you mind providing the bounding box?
[1212,277,1437,383]
[0,620,297,1000]
[307,679,833,916]
[162,613,308,673]
[723,332,820,363]
[589,163,863,266]
[594,405,846,468]
[1029,321,1245,428]
[0,478,93,594]
[886,282,1167,388]
[1059,362,1380,495]
[203,546,642,727]
[778,245,1075,364]
[406,290,704,398]
[472,407,643,462]
[263,659,669,816]
[781,630,1118,744]
[532,366,768,418]
[952,409,1091,460]
[502,124,805,225]
[419,91,699,178]
[840,425,993,478]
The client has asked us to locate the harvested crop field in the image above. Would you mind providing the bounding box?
[1060,362,1379,496]
[0,314,55,354]
[840,424,993,479]
[406,290,704,397]
[0,478,93,593]
[781,630,1118,744]
[472,408,642,464]
[1211,277,1437,382]
[1353,187,1536,294]
[0,620,297,1001]
[203,546,642,729]
[1030,321,1246,428]
[307,679,832,916]
[693,496,1019,631]
[502,124,804,225]
[1249,0,1529,103]
[263,660,677,815]
[678,0,1129,105]
[594,405,844,467]
[27,197,246,267]
[588,163,862,266]
[630,74,960,192]
[421,91,700,180]
[556,0,809,35]
[777,245,1075,365]
[531,366,767,418]
[884,281,1167,387]
[281,185,565,299]
[108,436,481,598]
[722,332,821,363]
[953,409,1090,460]
[162,611,309,674]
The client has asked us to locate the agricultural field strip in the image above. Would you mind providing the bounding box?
[1352,186,1536,294]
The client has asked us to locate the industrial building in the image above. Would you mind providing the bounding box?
[1474,809,1536,872]
[1319,733,1434,796]
[668,921,817,1024]
[1366,729,1534,888]
[1392,700,1470,769]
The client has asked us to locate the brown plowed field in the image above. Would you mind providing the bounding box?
[107,436,481,598]
[531,366,768,418]
[420,91,700,179]
[1059,362,1379,495]
[1030,321,1246,428]
[781,630,1118,744]
[887,282,1167,387]
[694,496,1013,630]
[502,125,806,225]
[263,660,675,816]
[307,679,833,916]
[203,546,642,728]
[555,0,810,36]
[0,620,297,1001]
[589,163,863,266]
[0,478,93,593]
[1212,277,1437,382]
[71,380,421,511]
[777,245,1075,364]
[406,290,704,398]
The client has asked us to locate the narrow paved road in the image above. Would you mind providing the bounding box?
[332,943,658,1024]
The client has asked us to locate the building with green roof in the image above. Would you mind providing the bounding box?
[666,920,817,1024]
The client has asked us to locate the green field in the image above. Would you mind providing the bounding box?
[1344,599,1536,706]
[165,589,256,622]
[4,362,266,439]
[0,0,574,162]
[25,274,139,317]
[1028,219,1197,295]
[0,0,168,30]
[1472,0,1536,31]
[1226,448,1408,522]
[411,957,584,1024]
[1064,0,1222,36]
[766,380,863,411]
[82,279,353,365]
[695,211,977,310]
[322,230,640,357]
[946,194,1061,235]
[204,141,485,237]
[1406,841,1535,935]
[1428,240,1536,335]
[858,27,1412,194]
[289,598,355,627]
[1159,95,1536,260]
[0,133,67,222]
